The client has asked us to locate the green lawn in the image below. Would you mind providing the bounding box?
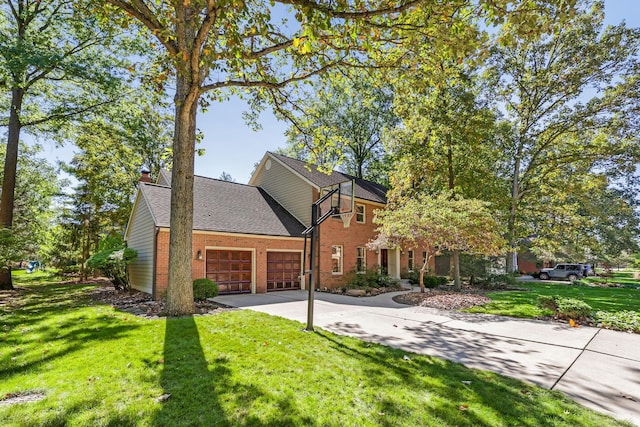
[465,280,640,319]
[0,274,631,426]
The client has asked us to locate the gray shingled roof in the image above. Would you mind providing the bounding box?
[140,176,305,237]
[268,152,388,204]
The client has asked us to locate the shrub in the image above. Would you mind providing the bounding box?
[421,275,448,289]
[593,310,640,333]
[193,278,218,301]
[86,246,137,291]
[537,296,592,320]
[555,298,592,320]
[475,274,516,290]
[347,268,400,289]
[538,295,558,311]
[403,270,420,285]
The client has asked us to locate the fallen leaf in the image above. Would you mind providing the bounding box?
[377,412,385,416]
[520,389,529,395]
[459,404,469,411]
[158,359,164,364]
[155,393,171,403]
[569,319,579,328]
[621,394,637,402]
[461,381,471,385]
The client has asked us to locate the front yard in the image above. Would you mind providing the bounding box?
[0,273,632,426]
[464,280,640,332]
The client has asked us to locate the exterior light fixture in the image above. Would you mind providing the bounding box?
[196,250,203,260]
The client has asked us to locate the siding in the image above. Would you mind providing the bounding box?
[126,193,155,294]
[252,156,314,226]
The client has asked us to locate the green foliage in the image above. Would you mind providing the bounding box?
[594,310,640,334]
[86,244,137,291]
[0,143,59,266]
[375,192,506,259]
[538,295,558,311]
[346,268,400,289]
[281,71,397,185]
[536,295,592,320]
[0,228,18,270]
[556,298,592,320]
[422,275,449,289]
[460,255,492,279]
[475,274,517,290]
[487,2,640,268]
[192,278,219,301]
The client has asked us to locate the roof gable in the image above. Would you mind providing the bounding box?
[266,152,388,204]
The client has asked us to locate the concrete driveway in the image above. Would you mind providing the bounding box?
[215,289,640,425]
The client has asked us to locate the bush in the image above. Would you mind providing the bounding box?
[538,295,558,311]
[402,270,420,285]
[86,246,137,291]
[421,275,448,289]
[475,274,517,290]
[347,268,400,289]
[555,298,592,320]
[193,278,218,301]
[537,296,592,320]
[593,310,640,333]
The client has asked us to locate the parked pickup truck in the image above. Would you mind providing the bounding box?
[538,264,583,281]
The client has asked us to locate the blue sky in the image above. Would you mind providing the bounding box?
[35,0,640,185]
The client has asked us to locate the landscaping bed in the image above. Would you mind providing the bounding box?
[86,280,235,318]
[393,291,492,310]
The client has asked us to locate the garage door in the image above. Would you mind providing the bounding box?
[267,252,301,291]
[206,250,252,294]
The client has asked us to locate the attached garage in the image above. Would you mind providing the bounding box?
[267,251,302,291]
[206,249,253,294]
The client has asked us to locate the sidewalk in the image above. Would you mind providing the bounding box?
[215,289,640,425]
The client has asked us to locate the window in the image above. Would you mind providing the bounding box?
[356,247,366,273]
[355,204,365,223]
[331,245,343,274]
[408,250,414,271]
[422,251,427,268]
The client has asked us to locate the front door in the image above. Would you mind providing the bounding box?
[380,249,388,274]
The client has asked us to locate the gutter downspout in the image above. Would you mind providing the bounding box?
[152,226,160,300]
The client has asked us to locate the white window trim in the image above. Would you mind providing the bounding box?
[356,204,365,224]
[408,250,414,272]
[332,245,343,275]
[356,247,366,273]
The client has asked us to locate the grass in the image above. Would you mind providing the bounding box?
[0,275,632,426]
[465,280,640,321]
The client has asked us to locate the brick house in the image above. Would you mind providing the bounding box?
[125,152,432,298]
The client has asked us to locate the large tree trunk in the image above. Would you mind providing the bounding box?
[164,67,199,316]
[451,249,461,291]
[506,154,521,273]
[0,87,25,290]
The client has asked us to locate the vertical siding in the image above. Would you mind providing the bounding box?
[157,170,171,186]
[252,157,314,226]
[126,196,155,294]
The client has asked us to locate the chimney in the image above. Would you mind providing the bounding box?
[139,170,152,183]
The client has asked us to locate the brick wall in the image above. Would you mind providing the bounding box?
[316,201,433,288]
[154,229,304,298]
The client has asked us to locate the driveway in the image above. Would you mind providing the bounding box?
[215,289,640,425]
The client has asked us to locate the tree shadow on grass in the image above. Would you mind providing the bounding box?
[152,316,230,427]
[315,331,620,427]
[152,315,317,427]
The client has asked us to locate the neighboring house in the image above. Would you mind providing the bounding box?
[125,152,431,298]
